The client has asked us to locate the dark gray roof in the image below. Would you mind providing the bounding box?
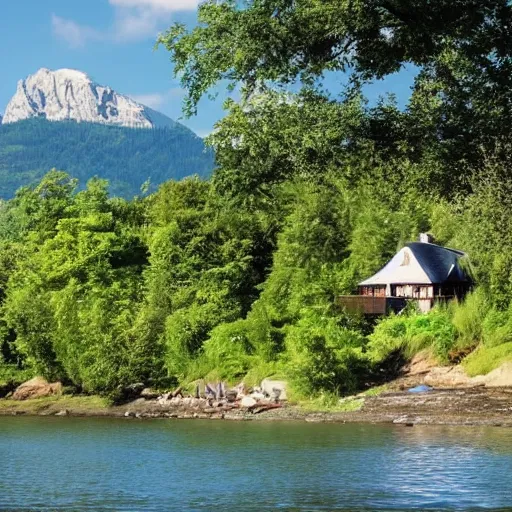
[406,242,471,284]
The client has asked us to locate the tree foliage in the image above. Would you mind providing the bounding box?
[3,1,512,395]
[159,0,510,113]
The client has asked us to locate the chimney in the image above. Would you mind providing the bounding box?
[419,233,434,244]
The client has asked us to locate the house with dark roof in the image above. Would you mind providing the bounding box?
[340,235,472,315]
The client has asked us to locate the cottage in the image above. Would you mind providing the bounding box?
[340,235,472,315]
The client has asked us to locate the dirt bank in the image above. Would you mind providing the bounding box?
[1,386,512,426]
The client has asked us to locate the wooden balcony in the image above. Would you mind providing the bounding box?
[338,296,408,315]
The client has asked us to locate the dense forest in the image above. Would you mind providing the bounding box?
[2,0,512,401]
[0,118,214,198]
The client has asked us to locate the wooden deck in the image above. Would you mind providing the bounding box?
[338,296,408,315]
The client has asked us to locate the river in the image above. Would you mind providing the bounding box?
[1,417,512,511]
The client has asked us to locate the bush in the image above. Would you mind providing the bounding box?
[407,310,456,362]
[463,342,512,376]
[284,312,368,396]
[0,363,33,387]
[450,289,490,350]
[243,360,283,388]
[365,314,408,362]
[163,304,221,380]
[199,320,254,382]
[367,307,456,363]
[481,306,512,348]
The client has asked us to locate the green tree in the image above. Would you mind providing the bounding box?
[159,0,509,116]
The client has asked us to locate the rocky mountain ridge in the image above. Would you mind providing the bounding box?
[1,68,175,129]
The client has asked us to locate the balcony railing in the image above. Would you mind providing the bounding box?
[338,296,409,315]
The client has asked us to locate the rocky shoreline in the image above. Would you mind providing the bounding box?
[1,386,512,427]
[3,355,512,426]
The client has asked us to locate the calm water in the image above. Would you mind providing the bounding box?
[1,418,512,511]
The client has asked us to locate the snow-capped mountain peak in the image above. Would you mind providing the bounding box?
[1,68,176,129]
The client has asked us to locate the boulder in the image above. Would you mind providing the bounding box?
[170,386,183,398]
[475,362,512,388]
[225,390,238,402]
[188,398,203,408]
[196,398,208,409]
[118,383,145,401]
[12,377,62,401]
[240,396,257,408]
[424,367,474,388]
[140,388,160,399]
[261,379,288,401]
[404,351,438,376]
[234,382,248,400]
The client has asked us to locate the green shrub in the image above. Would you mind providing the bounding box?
[463,342,512,376]
[411,310,455,361]
[243,302,285,360]
[163,304,221,380]
[366,314,408,362]
[481,306,512,347]
[450,289,490,349]
[367,307,456,363]
[199,320,253,382]
[242,360,283,388]
[284,312,368,396]
[0,363,33,387]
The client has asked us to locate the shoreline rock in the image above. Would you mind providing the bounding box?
[12,377,62,401]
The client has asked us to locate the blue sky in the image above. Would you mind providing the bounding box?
[1,0,417,137]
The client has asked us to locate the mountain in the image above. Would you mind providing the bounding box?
[2,68,176,129]
[0,118,214,198]
[0,69,215,198]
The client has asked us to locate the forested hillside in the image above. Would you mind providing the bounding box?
[0,118,214,198]
[2,1,512,402]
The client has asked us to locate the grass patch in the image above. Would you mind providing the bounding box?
[335,398,365,412]
[360,384,389,397]
[463,342,512,377]
[298,384,387,413]
[297,392,365,413]
[0,395,110,414]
